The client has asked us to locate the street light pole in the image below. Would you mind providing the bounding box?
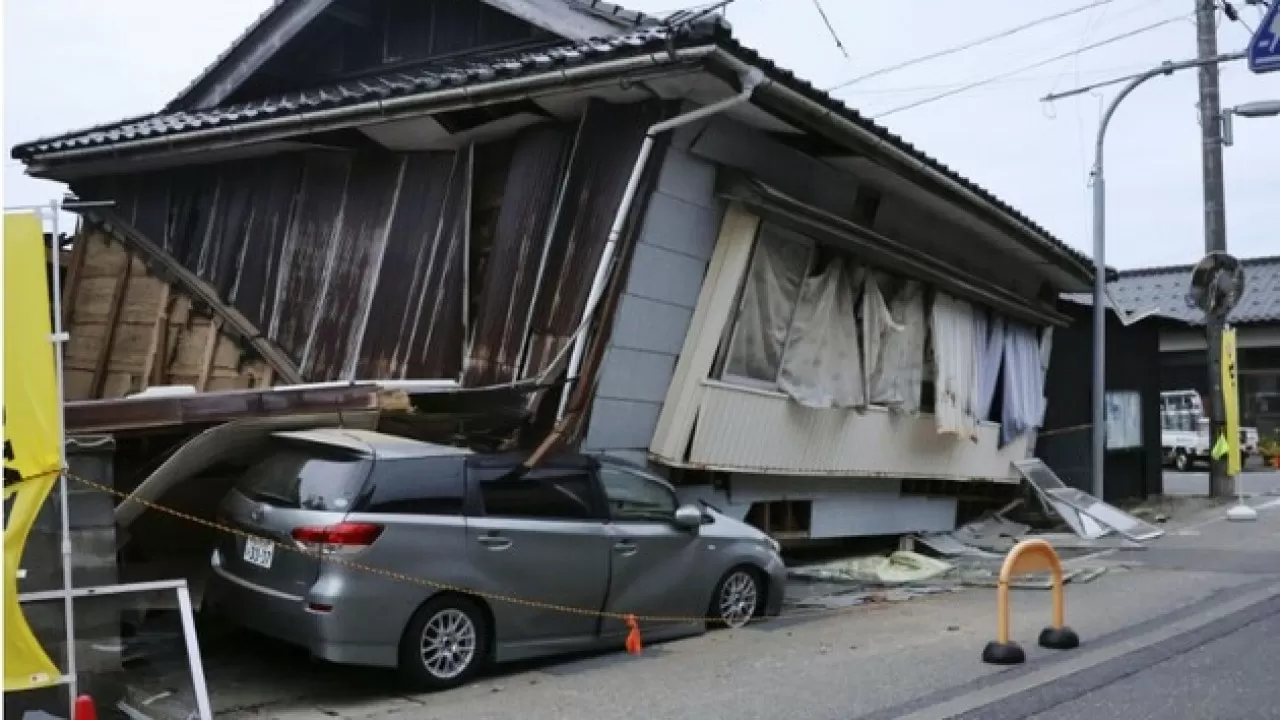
[1045,52,1244,501]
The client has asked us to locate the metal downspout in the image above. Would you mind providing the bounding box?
[552,68,768,422]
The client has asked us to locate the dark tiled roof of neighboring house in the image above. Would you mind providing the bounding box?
[10,9,1094,277]
[1104,255,1280,325]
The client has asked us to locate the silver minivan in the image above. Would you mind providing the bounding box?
[205,429,786,690]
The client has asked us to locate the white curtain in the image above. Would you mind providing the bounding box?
[1000,321,1046,447]
[930,292,979,439]
[866,275,925,411]
[723,227,809,383]
[973,309,1006,421]
[778,259,867,409]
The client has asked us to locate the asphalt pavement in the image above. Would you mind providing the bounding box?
[1027,606,1280,720]
[1163,468,1280,498]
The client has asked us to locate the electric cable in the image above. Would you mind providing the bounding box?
[872,13,1193,119]
[827,0,1117,92]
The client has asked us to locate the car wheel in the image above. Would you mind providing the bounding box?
[398,595,489,692]
[1174,450,1189,472]
[709,566,761,630]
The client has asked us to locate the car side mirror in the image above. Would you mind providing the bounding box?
[673,505,702,531]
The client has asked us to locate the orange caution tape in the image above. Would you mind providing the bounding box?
[625,614,642,656]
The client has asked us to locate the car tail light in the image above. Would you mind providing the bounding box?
[291,522,383,556]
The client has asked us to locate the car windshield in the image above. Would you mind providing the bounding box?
[236,442,371,512]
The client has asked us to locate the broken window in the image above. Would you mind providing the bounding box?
[721,224,810,387]
[712,220,1048,438]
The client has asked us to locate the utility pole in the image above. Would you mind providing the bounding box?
[1194,0,1232,498]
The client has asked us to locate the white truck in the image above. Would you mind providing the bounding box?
[1160,389,1259,471]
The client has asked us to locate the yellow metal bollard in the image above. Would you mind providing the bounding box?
[981,539,1080,665]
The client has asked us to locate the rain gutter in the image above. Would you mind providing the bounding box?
[20,47,718,175]
[551,67,767,421]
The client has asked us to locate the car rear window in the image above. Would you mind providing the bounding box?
[236,442,371,512]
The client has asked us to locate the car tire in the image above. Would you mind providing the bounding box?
[398,595,490,692]
[1174,450,1189,472]
[708,566,762,631]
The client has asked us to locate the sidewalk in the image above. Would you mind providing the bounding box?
[214,498,1280,720]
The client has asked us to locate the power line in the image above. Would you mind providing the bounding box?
[845,63,1157,95]
[871,13,1192,119]
[827,0,1116,92]
[810,0,850,58]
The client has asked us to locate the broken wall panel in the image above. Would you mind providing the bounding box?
[303,152,406,379]
[66,99,662,393]
[397,151,472,380]
[269,153,353,365]
[463,124,571,386]
[523,98,664,377]
[355,151,460,379]
[229,156,306,331]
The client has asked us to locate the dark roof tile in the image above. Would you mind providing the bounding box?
[1102,255,1280,325]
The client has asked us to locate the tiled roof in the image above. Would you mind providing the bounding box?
[11,11,1093,277]
[11,25,687,158]
[1105,255,1280,325]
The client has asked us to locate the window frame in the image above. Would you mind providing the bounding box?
[463,461,608,522]
[713,222,816,391]
[596,462,681,524]
[355,454,467,517]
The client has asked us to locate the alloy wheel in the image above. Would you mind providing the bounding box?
[718,570,759,629]
[419,608,478,680]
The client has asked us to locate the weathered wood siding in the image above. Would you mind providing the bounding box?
[71,98,665,394]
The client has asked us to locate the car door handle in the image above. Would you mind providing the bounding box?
[613,540,638,555]
[477,535,512,551]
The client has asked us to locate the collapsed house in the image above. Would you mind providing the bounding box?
[13,0,1101,551]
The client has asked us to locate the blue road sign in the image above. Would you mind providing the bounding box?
[1249,1,1280,73]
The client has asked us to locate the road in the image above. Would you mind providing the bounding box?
[1028,608,1280,720]
[1163,468,1280,498]
[208,494,1280,720]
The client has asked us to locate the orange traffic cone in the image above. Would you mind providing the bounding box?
[624,614,643,656]
[73,694,97,720]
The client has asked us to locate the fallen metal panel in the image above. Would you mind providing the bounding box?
[1045,487,1165,542]
[1014,458,1163,541]
[1014,458,1109,539]
[115,411,381,528]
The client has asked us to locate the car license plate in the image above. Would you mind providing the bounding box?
[243,537,275,569]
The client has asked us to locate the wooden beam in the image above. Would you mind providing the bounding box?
[140,284,172,390]
[60,231,91,328]
[89,256,133,398]
[82,208,304,384]
[196,318,223,392]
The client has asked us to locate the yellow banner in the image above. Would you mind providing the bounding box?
[1222,325,1241,476]
[3,210,63,691]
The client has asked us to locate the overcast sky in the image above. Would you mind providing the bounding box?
[5,0,1278,269]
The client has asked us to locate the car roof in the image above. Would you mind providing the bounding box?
[271,429,472,460]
